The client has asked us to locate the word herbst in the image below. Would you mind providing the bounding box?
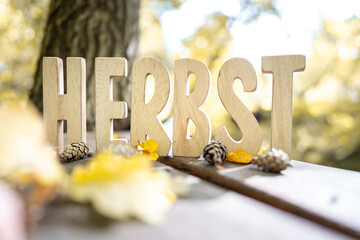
[43,55,305,157]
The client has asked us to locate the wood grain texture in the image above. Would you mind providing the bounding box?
[130,57,171,155]
[158,156,360,239]
[173,59,211,157]
[214,58,262,155]
[262,55,306,156]
[43,57,86,153]
[95,57,128,151]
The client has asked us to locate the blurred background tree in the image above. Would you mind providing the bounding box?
[1,0,360,171]
[30,0,140,129]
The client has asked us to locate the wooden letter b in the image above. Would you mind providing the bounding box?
[173,59,211,157]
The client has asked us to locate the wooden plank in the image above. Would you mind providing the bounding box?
[31,163,351,240]
[158,156,360,238]
[61,132,359,238]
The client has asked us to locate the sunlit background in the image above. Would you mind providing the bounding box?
[1,0,360,170]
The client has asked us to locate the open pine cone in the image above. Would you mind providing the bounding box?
[202,141,227,169]
[59,141,90,163]
[251,148,290,173]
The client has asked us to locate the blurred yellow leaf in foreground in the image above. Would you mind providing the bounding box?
[63,151,176,224]
[0,99,65,205]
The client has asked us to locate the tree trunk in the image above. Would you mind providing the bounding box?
[30,0,140,130]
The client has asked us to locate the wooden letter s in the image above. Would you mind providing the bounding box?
[214,58,262,155]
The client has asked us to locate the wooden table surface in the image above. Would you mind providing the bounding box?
[30,132,360,239]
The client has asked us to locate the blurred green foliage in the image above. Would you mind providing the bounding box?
[292,18,360,170]
[1,0,359,171]
[0,0,49,97]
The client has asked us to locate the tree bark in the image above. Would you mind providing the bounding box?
[30,0,140,130]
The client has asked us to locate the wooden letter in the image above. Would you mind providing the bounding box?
[262,55,306,156]
[130,57,171,155]
[95,57,128,151]
[173,59,211,157]
[43,57,86,153]
[214,58,262,155]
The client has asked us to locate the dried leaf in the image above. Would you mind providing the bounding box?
[149,152,160,161]
[136,139,159,160]
[258,147,264,155]
[0,99,65,206]
[225,149,253,164]
[63,151,176,224]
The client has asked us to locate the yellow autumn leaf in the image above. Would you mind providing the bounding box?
[137,139,159,160]
[258,145,269,155]
[113,133,119,139]
[149,152,160,161]
[0,99,65,205]
[62,151,176,224]
[225,149,253,164]
[139,139,159,153]
[258,147,264,155]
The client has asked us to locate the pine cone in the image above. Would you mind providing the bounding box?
[59,141,90,163]
[202,141,227,169]
[251,148,290,173]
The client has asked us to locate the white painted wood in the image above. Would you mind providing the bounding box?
[214,58,262,155]
[228,160,360,235]
[173,59,211,157]
[35,153,351,240]
[95,57,128,151]
[130,57,171,155]
[262,55,306,156]
[42,57,86,153]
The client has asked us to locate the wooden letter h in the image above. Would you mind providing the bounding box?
[42,57,86,153]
